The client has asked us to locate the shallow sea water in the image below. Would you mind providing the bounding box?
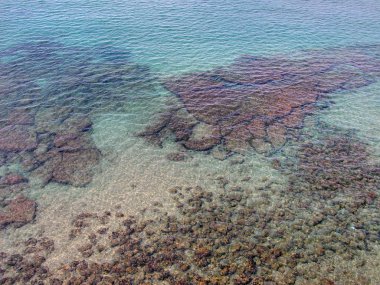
[0,0,380,284]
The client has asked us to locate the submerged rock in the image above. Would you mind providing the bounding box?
[183,123,221,151]
[52,149,101,187]
[1,131,379,284]
[0,125,37,152]
[294,135,379,194]
[224,125,253,154]
[0,41,157,188]
[211,146,230,160]
[267,122,287,149]
[166,152,187,162]
[0,196,36,229]
[6,110,35,126]
[1,42,380,284]
[0,173,28,186]
[141,45,380,156]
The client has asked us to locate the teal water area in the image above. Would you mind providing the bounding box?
[1,0,380,74]
[0,1,380,284]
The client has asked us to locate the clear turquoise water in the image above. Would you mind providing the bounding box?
[0,0,380,284]
[1,0,380,74]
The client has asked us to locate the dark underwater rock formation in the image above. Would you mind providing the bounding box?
[297,136,377,190]
[0,196,36,229]
[3,122,379,283]
[0,236,54,283]
[141,45,380,156]
[9,114,101,188]
[166,152,188,162]
[1,131,379,283]
[0,173,28,186]
[0,40,157,187]
[51,149,101,187]
[0,42,379,284]
[5,161,377,283]
[0,125,37,152]
[286,134,380,213]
